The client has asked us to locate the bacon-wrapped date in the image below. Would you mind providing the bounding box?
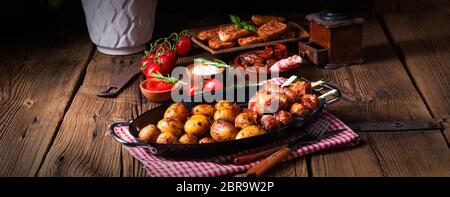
[275,110,293,126]
[302,94,319,110]
[290,103,310,117]
[290,81,311,96]
[248,92,289,115]
[261,115,279,131]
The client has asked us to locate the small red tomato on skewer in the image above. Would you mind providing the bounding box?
[203,78,224,92]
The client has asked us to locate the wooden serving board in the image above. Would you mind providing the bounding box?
[187,22,309,55]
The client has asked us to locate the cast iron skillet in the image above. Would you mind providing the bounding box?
[109,83,341,159]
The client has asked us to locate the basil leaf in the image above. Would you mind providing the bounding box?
[230,15,239,24]
[235,16,241,23]
[249,25,257,32]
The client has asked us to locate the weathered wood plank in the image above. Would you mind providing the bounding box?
[381,10,450,143]
[37,53,146,176]
[0,34,93,176]
[302,18,450,176]
[122,145,147,177]
[265,159,308,177]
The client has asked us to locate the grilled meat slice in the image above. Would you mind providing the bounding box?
[257,20,288,41]
[238,36,264,46]
[218,26,252,42]
[197,25,234,41]
[251,15,285,26]
[208,37,235,50]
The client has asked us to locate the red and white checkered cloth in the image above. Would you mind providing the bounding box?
[114,111,359,177]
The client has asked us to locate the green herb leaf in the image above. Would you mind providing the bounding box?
[248,25,258,32]
[194,58,230,68]
[149,72,179,84]
[229,15,239,24]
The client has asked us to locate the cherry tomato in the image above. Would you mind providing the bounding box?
[143,62,160,78]
[176,35,192,56]
[140,57,153,75]
[164,50,177,66]
[155,46,177,67]
[144,50,156,59]
[203,78,224,92]
[156,55,172,75]
[145,79,174,91]
[186,83,201,96]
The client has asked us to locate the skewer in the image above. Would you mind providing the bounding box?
[318,89,337,99]
[281,76,297,87]
[311,80,325,88]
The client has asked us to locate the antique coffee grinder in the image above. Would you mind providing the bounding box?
[299,8,364,69]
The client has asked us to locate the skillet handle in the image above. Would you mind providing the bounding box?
[108,122,148,147]
[318,83,341,106]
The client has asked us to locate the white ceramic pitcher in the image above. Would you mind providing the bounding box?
[82,0,158,55]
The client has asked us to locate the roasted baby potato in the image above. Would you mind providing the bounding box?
[215,100,240,111]
[214,108,240,122]
[242,109,260,123]
[157,118,184,137]
[179,134,198,144]
[210,119,238,142]
[235,125,266,140]
[234,112,257,129]
[155,132,179,144]
[184,115,211,137]
[164,103,190,122]
[191,104,216,118]
[199,137,215,144]
[138,124,161,143]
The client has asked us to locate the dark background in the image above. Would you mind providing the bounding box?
[0,0,372,37]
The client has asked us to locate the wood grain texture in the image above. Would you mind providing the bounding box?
[302,18,450,176]
[265,159,308,177]
[37,53,145,177]
[0,34,93,176]
[381,10,450,143]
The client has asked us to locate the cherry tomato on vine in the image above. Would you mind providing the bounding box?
[164,50,177,66]
[176,33,192,56]
[156,55,172,75]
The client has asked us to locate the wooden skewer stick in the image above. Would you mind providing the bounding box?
[311,80,325,88]
[318,89,337,99]
[281,76,297,87]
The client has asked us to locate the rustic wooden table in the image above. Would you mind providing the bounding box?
[1,10,449,177]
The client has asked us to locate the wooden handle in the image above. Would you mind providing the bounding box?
[234,146,283,165]
[246,147,293,177]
